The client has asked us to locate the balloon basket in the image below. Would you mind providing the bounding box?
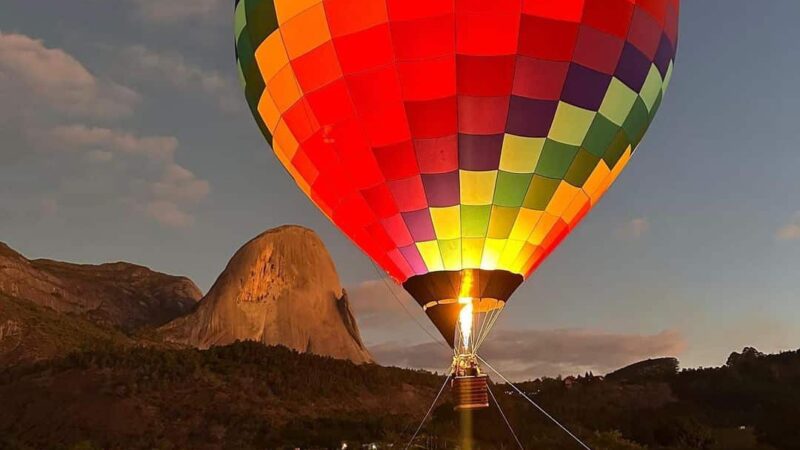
[452,373,489,410]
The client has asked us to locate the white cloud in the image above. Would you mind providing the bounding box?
[48,125,177,162]
[0,32,209,229]
[151,163,210,205]
[146,200,195,228]
[131,0,224,23]
[0,31,139,119]
[776,212,800,241]
[349,278,686,380]
[42,126,208,228]
[39,197,59,217]
[616,217,650,240]
[347,279,424,328]
[119,45,241,112]
[372,328,687,381]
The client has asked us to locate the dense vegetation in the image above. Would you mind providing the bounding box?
[0,342,798,449]
[0,293,133,365]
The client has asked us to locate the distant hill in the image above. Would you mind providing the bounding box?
[1,342,798,450]
[606,357,680,382]
[0,242,201,331]
[160,225,373,364]
[0,293,133,366]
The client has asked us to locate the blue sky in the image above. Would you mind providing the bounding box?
[1,0,799,378]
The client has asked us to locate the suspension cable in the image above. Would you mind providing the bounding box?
[478,356,593,450]
[404,373,452,450]
[369,262,450,350]
[487,383,524,450]
[475,307,503,351]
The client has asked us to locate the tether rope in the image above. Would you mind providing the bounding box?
[478,356,593,450]
[403,373,452,450]
[487,383,524,450]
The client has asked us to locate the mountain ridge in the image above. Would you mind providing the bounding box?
[160,225,373,364]
[0,241,201,331]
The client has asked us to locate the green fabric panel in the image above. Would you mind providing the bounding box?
[487,207,519,239]
[639,64,663,112]
[461,205,492,238]
[603,130,630,168]
[245,0,279,48]
[582,114,619,158]
[494,171,533,208]
[565,149,601,187]
[664,61,675,92]
[535,140,579,179]
[522,175,560,210]
[236,60,248,90]
[234,0,248,42]
[648,90,663,123]
[236,32,265,112]
[622,97,650,148]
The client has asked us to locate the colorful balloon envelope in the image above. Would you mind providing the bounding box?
[235,0,679,348]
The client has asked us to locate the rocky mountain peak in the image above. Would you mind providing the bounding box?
[160,225,373,364]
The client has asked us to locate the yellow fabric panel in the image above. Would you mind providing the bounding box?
[528,212,558,245]
[438,239,462,271]
[596,146,633,201]
[583,160,611,204]
[272,119,299,160]
[255,32,289,83]
[277,146,312,195]
[487,206,518,239]
[499,134,545,173]
[520,247,543,276]
[600,78,638,126]
[461,238,485,269]
[416,240,444,272]
[510,242,537,274]
[257,91,281,131]
[268,65,303,111]
[460,170,497,205]
[509,208,543,241]
[640,64,664,112]
[280,4,332,59]
[498,239,526,270]
[548,102,596,146]
[430,206,461,240]
[274,0,321,23]
[563,189,590,227]
[664,60,675,92]
[610,146,633,181]
[545,181,580,217]
[481,238,507,270]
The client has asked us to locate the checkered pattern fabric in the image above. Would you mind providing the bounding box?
[235,0,679,283]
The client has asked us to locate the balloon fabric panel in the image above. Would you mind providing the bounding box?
[235,0,678,284]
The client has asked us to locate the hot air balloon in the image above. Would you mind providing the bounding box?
[235,0,678,410]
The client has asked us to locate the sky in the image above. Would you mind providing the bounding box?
[1,0,799,380]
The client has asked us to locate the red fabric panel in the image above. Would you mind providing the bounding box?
[405,97,458,138]
[513,57,569,99]
[374,140,420,180]
[582,0,635,39]
[456,55,516,96]
[458,96,510,134]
